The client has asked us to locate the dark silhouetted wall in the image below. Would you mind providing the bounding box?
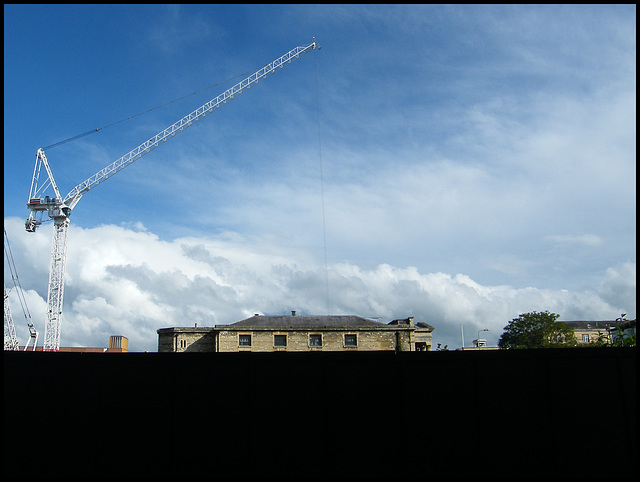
[4,348,636,478]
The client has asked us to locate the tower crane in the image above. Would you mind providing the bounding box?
[25,40,317,351]
[4,228,38,350]
[4,286,19,351]
[4,286,37,351]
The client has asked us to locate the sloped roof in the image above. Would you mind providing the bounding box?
[217,314,393,331]
[415,322,435,331]
[557,320,623,330]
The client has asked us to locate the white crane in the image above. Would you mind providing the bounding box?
[3,286,19,351]
[25,40,317,351]
[4,286,38,351]
[4,228,38,350]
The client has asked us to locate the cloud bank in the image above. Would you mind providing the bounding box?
[4,217,634,352]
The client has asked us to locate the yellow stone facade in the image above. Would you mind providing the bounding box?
[157,314,433,353]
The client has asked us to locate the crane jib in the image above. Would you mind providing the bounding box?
[24,40,318,352]
[62,42,316,206]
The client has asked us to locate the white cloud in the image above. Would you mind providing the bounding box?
[597,262,636,315]
[145,4,217,56]
[4,217,634,352]
[545,234,604,247]
[4,5,635,353]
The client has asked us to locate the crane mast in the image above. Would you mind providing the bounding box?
[25,41,317,351]
[4,286,19,351]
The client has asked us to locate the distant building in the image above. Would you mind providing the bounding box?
[19,335,129,353]
[157,313,434,353]
[458,339,499,351]
[557,320,629,345]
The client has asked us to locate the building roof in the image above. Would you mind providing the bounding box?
[217,314,398,331]
[157,315,436,335]
[415,322,435,332]
[17,335,129,353]
[558,320,624,331]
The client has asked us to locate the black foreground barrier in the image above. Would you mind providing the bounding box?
[4,348,636,478]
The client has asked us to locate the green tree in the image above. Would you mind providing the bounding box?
[498,311,577,349]
[611,314,636,347]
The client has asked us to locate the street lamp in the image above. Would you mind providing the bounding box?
[476,329,489,348]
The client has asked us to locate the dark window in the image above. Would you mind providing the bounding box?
[274,334,287,347]
[309,334,322,347]
[344,334,357,347]
[239,334,251,347]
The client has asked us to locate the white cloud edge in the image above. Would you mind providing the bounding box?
[4,216,635,352]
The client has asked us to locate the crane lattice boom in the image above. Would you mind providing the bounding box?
[25,41,317,351]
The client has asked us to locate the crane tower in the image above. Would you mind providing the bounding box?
[4,286,19,351]
[25,41,317,351]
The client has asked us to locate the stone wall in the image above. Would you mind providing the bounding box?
[216,329,402,352]
[158,325,429,352]
[157,328,215,352]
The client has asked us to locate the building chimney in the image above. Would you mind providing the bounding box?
[107,335,128,353]
[291,311,296,316]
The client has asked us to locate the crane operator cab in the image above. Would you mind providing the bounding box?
[25,196,70,232]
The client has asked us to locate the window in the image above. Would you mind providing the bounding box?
[582,334,590,343]
[344,334,357,347]
[239,334,252,347]
[309,334,322,347]
[274,334,287,347]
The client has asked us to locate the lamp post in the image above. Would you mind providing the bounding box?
[477,329,489,349]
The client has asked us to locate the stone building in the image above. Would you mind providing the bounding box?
[557,320,630,345]
[157,313,434,353]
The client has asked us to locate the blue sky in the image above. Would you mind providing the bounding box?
[4,4,636,352]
